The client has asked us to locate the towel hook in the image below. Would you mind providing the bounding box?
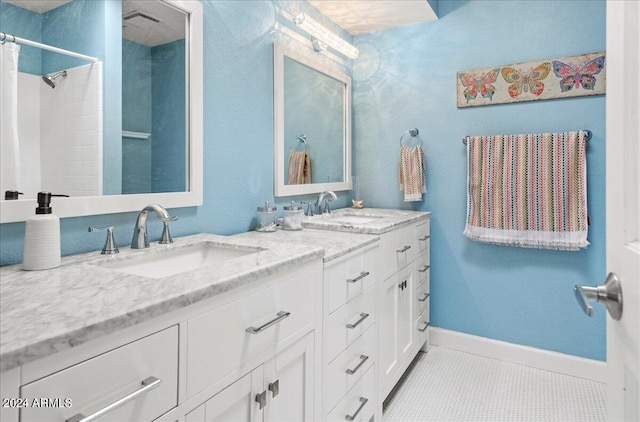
[400,128,420,146]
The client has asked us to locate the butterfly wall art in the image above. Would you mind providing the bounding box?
[456,52,605,108]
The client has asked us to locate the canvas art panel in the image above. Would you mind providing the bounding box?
[456,52,606,108]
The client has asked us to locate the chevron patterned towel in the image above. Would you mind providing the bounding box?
[464,131,589,251]
[399,146,426,202]
[287,150,311,185]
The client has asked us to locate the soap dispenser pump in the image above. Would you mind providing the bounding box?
[22,192,68,271]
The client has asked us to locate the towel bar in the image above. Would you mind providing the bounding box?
[462,130,592,145]
[400,128,421,146]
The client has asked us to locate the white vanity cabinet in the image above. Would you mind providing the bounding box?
[185,332,315,422]
[322,243,378,422]
[378,217,430,400]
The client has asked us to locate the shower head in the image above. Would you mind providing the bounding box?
[42,70,67,89]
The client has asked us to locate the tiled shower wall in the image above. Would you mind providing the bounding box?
[39,62,103,197]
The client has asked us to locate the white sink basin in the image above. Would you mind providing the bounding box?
[98,242,261,279]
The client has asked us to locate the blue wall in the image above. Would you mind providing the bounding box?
[0,0,606,361]
[353,0,606,360]
[0,2,42,75]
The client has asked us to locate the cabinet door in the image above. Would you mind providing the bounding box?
[378,271,400,389]
[203,367,263,422]
[264,333,315,422]
[397,268,415,363]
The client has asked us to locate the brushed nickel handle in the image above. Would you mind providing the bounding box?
[345,397,368,421]
[418,265,430,273]
[418,321,430,332]
[346,312,370,329]
[345,355,369,375]
[246,311,291,334]
[269,379,279,398]
[418,235,429,241]
[66,376,161,422]
[574,272,623,320]
[255,390,267,409]
[396,245,411,253]
[347,271,370,283]
[418,293,429,302]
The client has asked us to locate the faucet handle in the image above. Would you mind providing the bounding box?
[300,201,314,217]
[159,217,177,244]
[89,226,119,255]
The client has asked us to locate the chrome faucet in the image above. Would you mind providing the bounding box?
[131,204,178,249]
[316,191,338,215]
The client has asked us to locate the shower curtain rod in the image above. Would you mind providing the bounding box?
[0,32,98,63]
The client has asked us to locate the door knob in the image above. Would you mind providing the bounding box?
[574,272,623,320]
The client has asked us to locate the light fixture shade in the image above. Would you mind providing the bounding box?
[294,12,359,59]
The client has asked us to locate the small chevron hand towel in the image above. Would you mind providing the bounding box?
[464,131,589,251]
[399,146,426,202]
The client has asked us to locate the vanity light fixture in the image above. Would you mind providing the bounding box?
[293,12,359,59]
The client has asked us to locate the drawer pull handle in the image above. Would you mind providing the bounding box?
[347,271,370,283]
[346,355,369,375]
[418,265,430,273]
[255,390,267,409]
[65,376,161,422]
[345,397,368,421]
[269,379,280,398]
[418,293,430,302]
[396,245,411,253]
[418,321,430,332]
[419,235,430,241]
[346,312,370,329]
[246,311,291,334]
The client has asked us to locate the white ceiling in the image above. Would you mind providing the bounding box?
[307,0,437,36]
[3,0,71,13]
[3,0,184,48]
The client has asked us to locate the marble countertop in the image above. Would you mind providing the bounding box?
[231,228,379,262]
[0,207,430,373]
[0,234,324,372]
[302,207,430,235]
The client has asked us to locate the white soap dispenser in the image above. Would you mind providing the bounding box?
[22,192,65,271]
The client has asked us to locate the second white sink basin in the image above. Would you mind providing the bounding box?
[98,242,261,279]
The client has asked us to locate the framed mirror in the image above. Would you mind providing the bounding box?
[273,42,352,197]
[0,0,202,223]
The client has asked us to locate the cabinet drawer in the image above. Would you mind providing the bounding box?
[20,326,178,422]
[325,246,377,314]
[325,285,376,363]
[415,220,430,254]
[415,282,430,318]
[327,364,375,421]
[379,226,412,280]
[325,324,376,412]
[187,269,314,398]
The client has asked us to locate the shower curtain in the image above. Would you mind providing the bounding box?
[0,42,22,196]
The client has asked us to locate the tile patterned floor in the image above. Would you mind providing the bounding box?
[383,346,606,422]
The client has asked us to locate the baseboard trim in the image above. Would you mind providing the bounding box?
[429,327,606,383]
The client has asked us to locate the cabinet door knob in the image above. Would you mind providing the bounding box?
[268,379,280,398]
[66,376,161,422]
[255,390,267,409]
